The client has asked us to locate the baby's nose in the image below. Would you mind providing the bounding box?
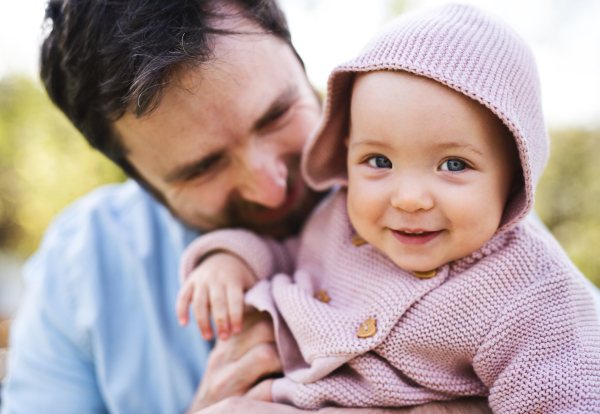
[390,178,434,212]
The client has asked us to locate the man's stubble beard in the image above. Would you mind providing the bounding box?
[223,185,325,239]
[220,156,326,238]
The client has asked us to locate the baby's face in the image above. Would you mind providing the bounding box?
[346,71,519,272]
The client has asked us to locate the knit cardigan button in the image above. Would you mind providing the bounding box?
[314,290,330,303]
[351,235,368,246]
[414,269,437,279]
[357,318,377,338]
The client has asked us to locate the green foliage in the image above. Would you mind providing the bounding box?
[536,129,600,287]
[385,0,408,20]
[0,77,125,256]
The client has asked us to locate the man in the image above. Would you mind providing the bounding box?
[1,0,596,413]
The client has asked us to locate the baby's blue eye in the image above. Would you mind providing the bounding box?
[440,159,466,172]
[368,156,392,169]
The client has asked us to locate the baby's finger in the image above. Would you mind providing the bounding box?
[227,285,245,335]
[193,285,214,341]
[209,286,231,340]
[175,282,194,326]
[244,378,275,402]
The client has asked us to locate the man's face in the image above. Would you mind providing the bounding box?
[346,71,518,272]
[114,27,322,237]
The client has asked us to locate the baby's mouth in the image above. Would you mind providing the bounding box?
[391,229,443,245]
[397,230,433,236]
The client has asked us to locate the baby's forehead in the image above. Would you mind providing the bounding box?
[349,70,518,161]
[352,70,478,113]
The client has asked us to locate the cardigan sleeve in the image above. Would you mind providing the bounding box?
[473,270,600,413]
[179,229,297,284]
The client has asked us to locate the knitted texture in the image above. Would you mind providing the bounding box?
[181,190,600,412]
[179,229,295,285]
[301,3,549,233]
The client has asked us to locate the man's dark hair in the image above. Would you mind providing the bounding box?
[40,0,297,192]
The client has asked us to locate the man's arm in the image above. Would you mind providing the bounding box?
[187,310,491,414]
[185,310,283,413]
[194,397,492,414]
[319,399,492,414]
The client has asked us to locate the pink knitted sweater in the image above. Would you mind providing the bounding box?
[180,4,600,412]
[182,191,600,412]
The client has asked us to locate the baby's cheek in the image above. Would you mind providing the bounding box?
[449,196,501,257]
[347,181,384,234]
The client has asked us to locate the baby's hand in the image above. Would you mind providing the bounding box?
[176,252,256,341]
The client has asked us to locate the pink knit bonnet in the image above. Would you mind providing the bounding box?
[301,3,550,233]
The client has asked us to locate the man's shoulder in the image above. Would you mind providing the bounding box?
[46,179,193,244]
[19,180,199,340]
[47,180,159,236]
[26,180,196,289]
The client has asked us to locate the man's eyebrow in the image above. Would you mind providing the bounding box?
[251,84,298,132]
[164,151,223,184]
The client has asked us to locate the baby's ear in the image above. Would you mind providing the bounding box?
[344,137,350,148]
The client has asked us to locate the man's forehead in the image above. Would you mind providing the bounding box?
[123,34,296,126]
[159,31,298,112]
[116,76,296,155]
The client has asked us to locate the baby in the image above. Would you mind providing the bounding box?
[177,4,600,412]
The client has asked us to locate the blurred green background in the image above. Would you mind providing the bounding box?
[0,75,598,287]
[0,77,125,256]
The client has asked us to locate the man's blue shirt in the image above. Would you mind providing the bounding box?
[1,181,211,414]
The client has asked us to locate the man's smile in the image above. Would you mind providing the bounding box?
[241,175,307,223]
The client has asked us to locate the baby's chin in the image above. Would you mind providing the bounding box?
[385,247,479,273]
[391,258,446,273]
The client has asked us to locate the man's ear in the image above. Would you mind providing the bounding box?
[344,137,350,148]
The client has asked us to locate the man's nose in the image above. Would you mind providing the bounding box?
[236,147,288,208]
[390,174,434,213]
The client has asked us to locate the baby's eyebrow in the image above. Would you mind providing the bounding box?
[350,138,395,150]
[434,141,484,156]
